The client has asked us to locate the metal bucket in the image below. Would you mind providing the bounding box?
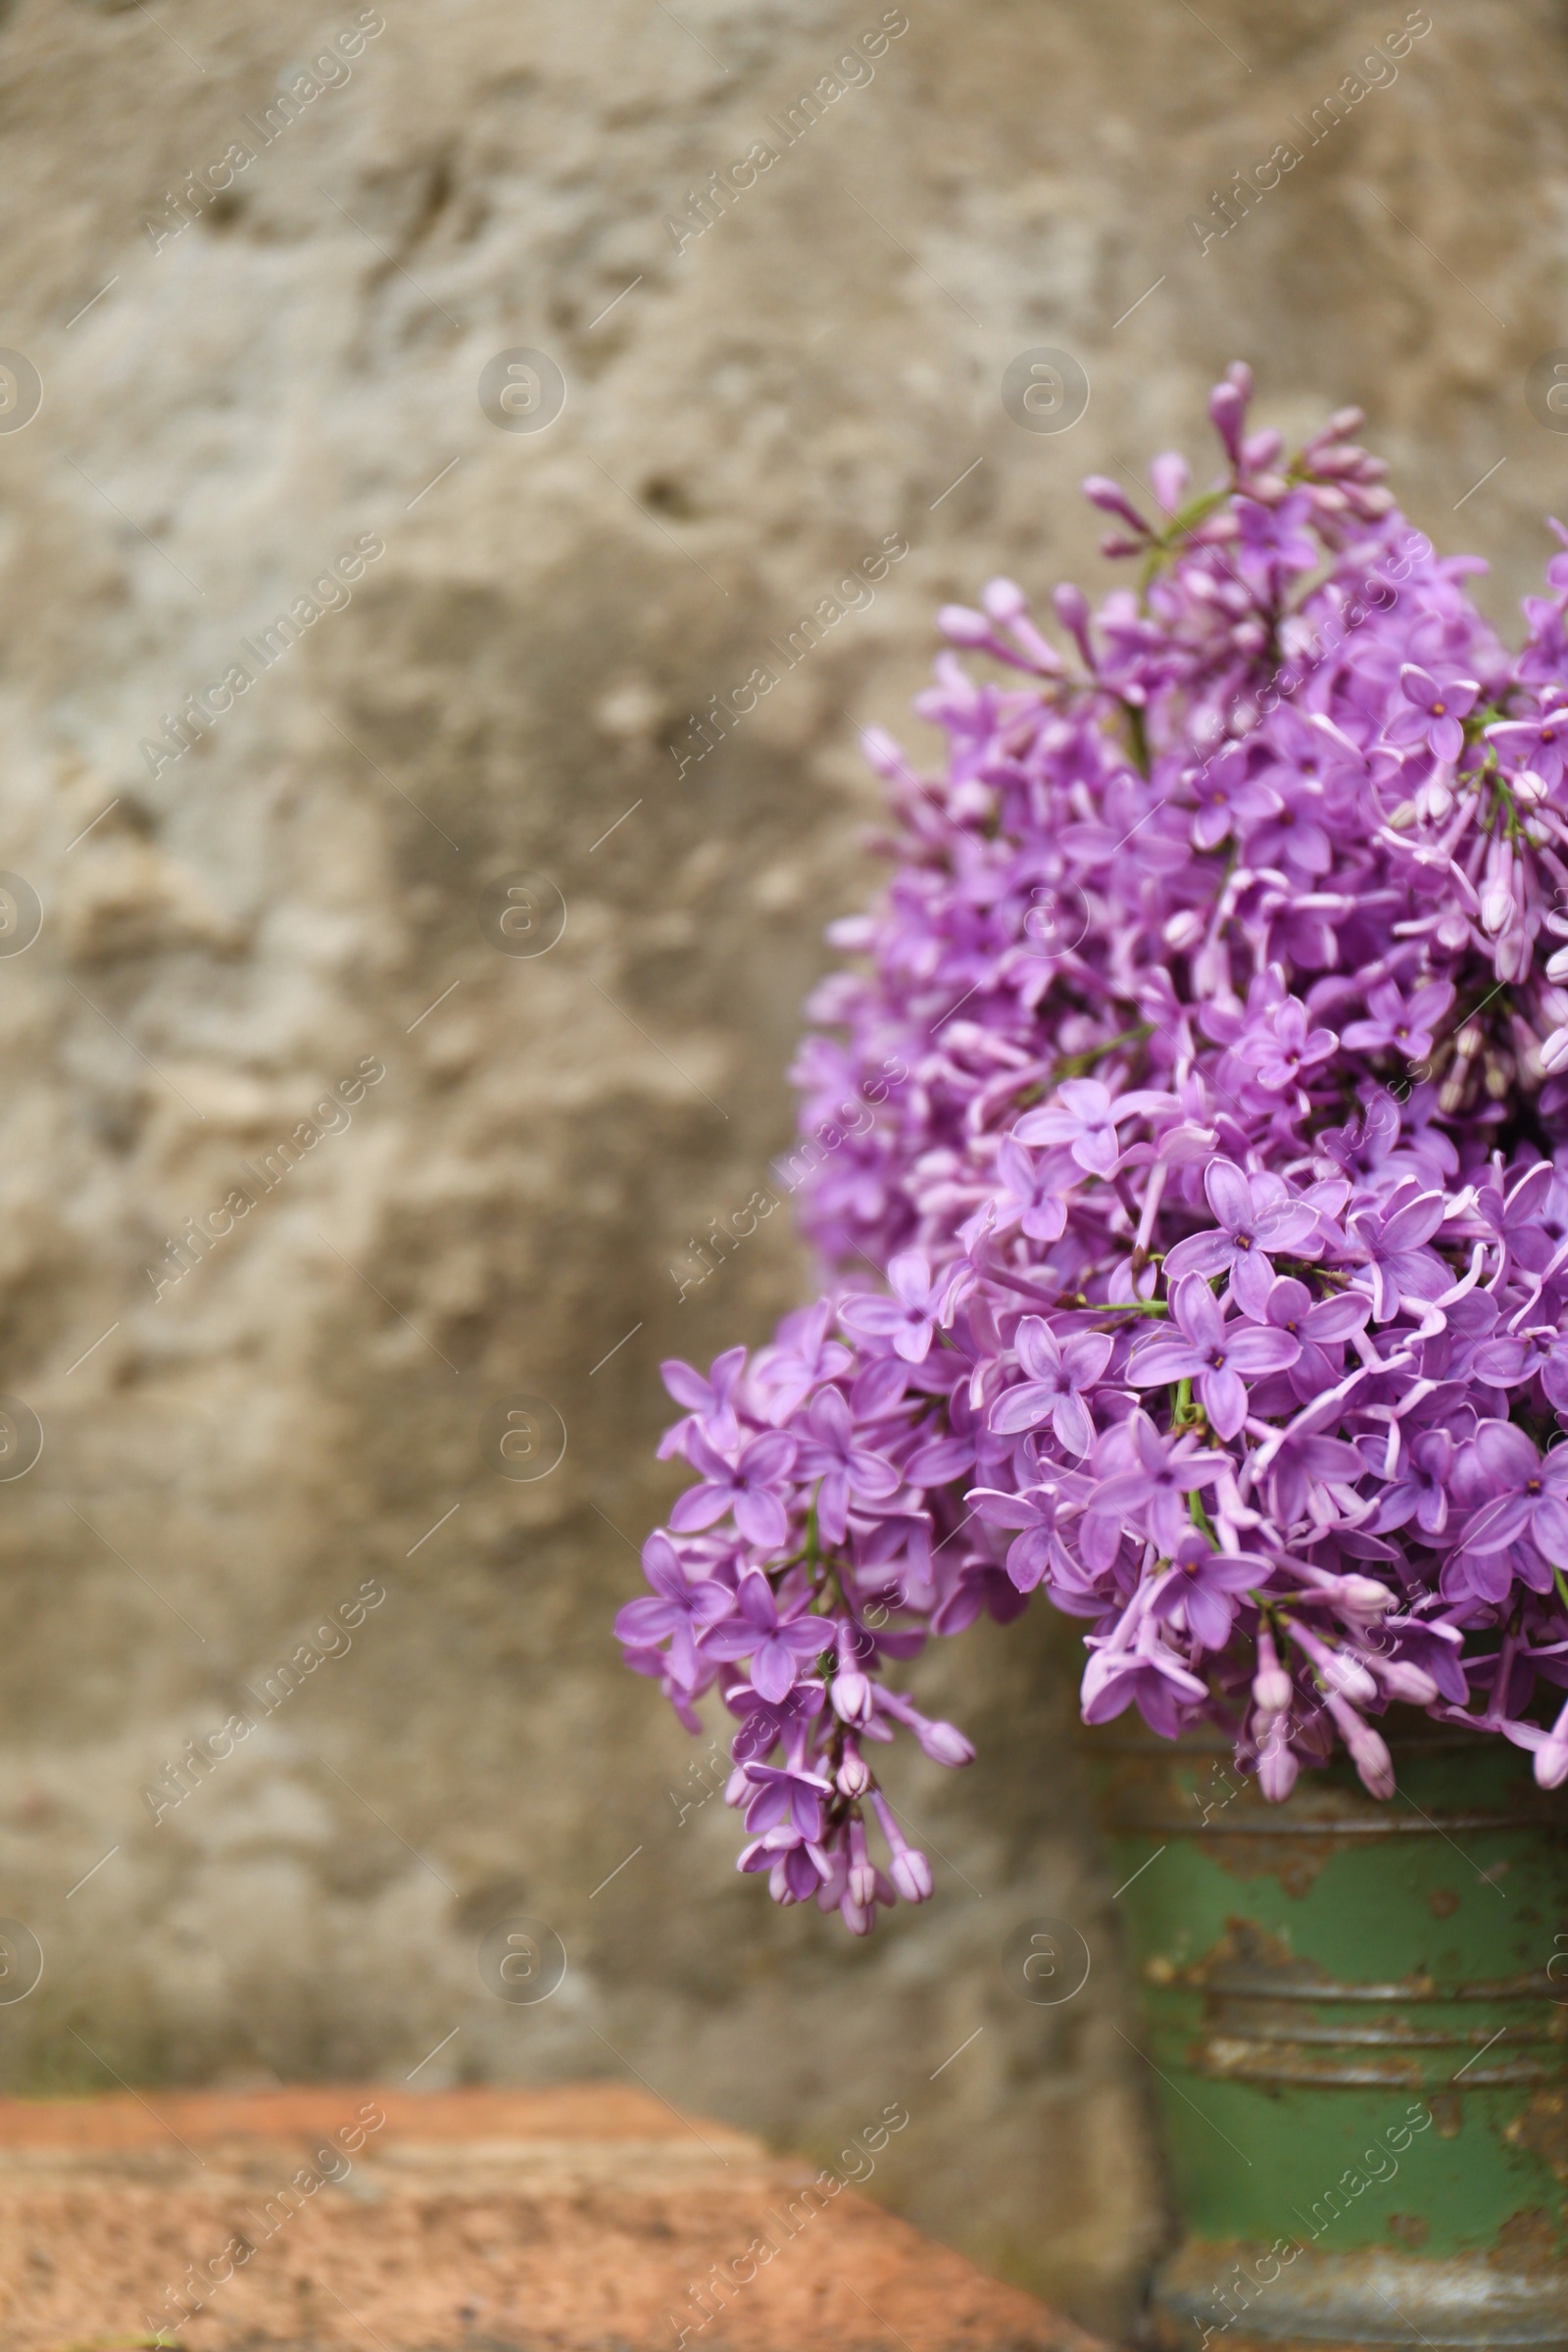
[1088,1720,1568,2349]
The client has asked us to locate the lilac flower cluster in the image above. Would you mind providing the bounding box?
[618,366,1568,1932]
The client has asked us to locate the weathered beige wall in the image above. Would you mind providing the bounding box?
[0,0,1560,2328]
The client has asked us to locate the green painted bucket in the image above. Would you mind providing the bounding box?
[1089,1720,1568,2349]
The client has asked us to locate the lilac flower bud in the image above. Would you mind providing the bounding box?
[1536,1700,1568,1790]
[890,1848,934,1903]
[1334,1577,1397,1620]
[1192,938,1231,998]
[1375,1658,1440,1707]
[837,1747,871,1798]
[1257,1722,1298,1802]
[1542,1026,1568,1075]
[937,605,996,648]
[1327,1695,1396,1800]
[1494,921,1533,988]
[869,1789,931,1902]
[1164,908,1205,953]
[1150,452,1189,513]
[1081,476,1150,533]
[951,779,995,825]
[1289,1623,1378,1707]
[876,1689,976,1766]
[848,1816,877,1910]
[1251,1628,1292,1720]
[980,576,1030,623]
[858,724,910,778]
[1309,448,1366,479]
[1247,473,1291,504]
[1482,877,1515,936]
[1208,381,1248,465]
[913,1716,976,1768]
[832,1669,872,1723]
[1053,582,1090,634]
[1324,1650,1380,1706]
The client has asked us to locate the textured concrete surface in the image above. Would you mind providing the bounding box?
[0,2083,1106,2350]
[0,0,1557,2331]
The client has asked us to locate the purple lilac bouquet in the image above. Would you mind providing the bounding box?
[618,364,1568,1934]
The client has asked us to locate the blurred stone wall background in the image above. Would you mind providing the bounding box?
[0,0,1557,2328]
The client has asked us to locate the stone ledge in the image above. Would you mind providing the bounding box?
[0,2084,1105,2352]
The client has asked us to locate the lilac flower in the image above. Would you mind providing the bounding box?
[838,1251,947,1362]
[989,1317,1113,1456]
[1313,1089,1400,1186]
[739,1830,829,1904]
[932,1553,1031,1634]
[741,1759,834,1838]
[1347,1183,1451,1321]
[625,371,1568,1932]
[668,1430,799,1548]
[1342,979,1454,1064]
[754,1301,853,1417]
[1386,663,1480,763]
[1151,1533,1268,1650]
[1233,995,1338,1093]
[1455,1424,1568,1585]
[1486,693,1568,787]
[1258,1427,1364,1527]
[1244,780,1334,878]
[703,1574,830,1703]
[1472,1321,1568,1410]
[1081,1626,1209,1738]
[1474,1160,1557,1276]
[1366,1428,1455,1538]
[1517,595,1568,686]
[794,1385,902,1542]
[1189,746,1279,852]
[1081,1411,1226,1562]
[1013,1077,1167,1177]
[1235,492,1318,589]
[613,1532,735,1687]
[968,1481,1077,1593]
[1130,1274,1300,1439]
[1256,1275,1370,1399]
[982,1136,1068,1243]
[1163,1160,1322,1296]
[726,1679,824,1764]
[657,1347,747,1457]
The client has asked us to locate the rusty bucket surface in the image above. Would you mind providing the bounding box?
[1088,1720,1568,2349]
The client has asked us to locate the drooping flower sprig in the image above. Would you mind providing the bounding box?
[618,365,1568,1933]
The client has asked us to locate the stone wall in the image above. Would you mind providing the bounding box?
[0,0,1561,2328]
